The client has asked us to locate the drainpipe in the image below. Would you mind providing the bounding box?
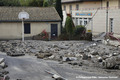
[101,0,103,8]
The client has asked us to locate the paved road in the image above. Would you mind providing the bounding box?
[0,53,120,80]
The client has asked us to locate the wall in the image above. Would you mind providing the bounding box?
[62,1,101,14]
[0,22,61,39]
[85,9,120,36]
[102,0,119,8]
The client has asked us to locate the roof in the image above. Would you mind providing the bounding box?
[61,0,101,4]
[0,7,61,22]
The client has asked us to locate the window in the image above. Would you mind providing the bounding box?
[64,5,66,11]
[76,18,78,25]
[69,5,72,11]
[110,18,113,32]
[84,18,87,26]
[79,18,82,25]
[24,23,31,34]
[76,4,79,10]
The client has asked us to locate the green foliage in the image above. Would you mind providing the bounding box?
[0,0,44,7]
[0,0,20,6]
[55,0,63,21]
[48,0,56,6]
[65,16,74,39]
[0,0,4,6]
[19,0,31,6]
[43,0,48,7]
[74,25,86,36]
[28,0,43,7]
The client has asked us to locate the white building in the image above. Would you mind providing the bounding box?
[62,0,120,37]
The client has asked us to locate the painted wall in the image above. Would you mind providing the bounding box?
[0,22,61,39]
[102,0,120,8]
[85,9,120,36]
[62,1,102,14]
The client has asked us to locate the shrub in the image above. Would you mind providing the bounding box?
[33,30,49,41]
[58,27,69,40]
[72,25,86,40]
[65,16,74,39]
[74,25,86,36]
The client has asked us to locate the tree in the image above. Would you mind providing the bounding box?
[55,0,63,21]
[0,0,4,6]
[65,16,74,39]
[28,0,43,7]
[19,0,30,6]
[48,0,56,6]
[43,0,48,7]
[0,0,20,6]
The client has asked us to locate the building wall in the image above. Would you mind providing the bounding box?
[0,22,61,39]
[102,0,119,8]
[62,1,101,14]
[85,9,120,35]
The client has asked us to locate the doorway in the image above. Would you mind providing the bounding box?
[51,24,58,39]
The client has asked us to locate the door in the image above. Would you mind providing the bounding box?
[110,18,113,32]
[51,24,58,39]
[24,23,31,34]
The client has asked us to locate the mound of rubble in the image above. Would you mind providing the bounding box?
[0,58,9,80]
[0,40,120,70]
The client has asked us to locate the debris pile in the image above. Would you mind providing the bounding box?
[0,58,9,80]
[0,40,120,70]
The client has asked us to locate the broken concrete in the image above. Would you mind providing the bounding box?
[0,40,120,71]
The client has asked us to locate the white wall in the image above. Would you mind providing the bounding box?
[0,22,61,39]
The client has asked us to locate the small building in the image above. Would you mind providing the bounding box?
[0,7,61,40]
[62,0,120,37]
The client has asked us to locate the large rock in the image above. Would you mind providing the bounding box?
[102,56,120,69]
[36,53,53,59]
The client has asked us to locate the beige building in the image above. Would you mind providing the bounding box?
[62,0,120,37]
[0,7,61,40]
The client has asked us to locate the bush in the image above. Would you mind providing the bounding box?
[72,25,86,40]
[58,27,69,40]
[65,16,74,39]
[74,25,86,36]
[33,30,49,40]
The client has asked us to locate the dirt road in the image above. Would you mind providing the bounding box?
[0,53,119,80]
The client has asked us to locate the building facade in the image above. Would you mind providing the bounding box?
[0,7,61,39]
[62,0,120,37]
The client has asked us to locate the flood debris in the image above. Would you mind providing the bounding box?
[0,40,120,71]
[45,70,67,80]
[0,58,9,80]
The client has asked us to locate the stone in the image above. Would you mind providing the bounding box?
[82,54,89,60]
[58,45,69,49]
[48,55,55,59]
[9,53,25,57]
[112,53,119,56]
[37,53,53,59]
[0,62,5,68]
[102,56,120,69]
[0,58,5,64]
[90,51,99,55]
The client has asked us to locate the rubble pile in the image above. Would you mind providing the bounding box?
[0,58,9,80]
[0,40,120,69]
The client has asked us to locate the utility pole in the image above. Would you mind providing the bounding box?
[22,18,24,42]
[106,1,109,35]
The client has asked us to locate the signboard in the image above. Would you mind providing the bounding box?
[76,13,92,16]
[18,11,29,19]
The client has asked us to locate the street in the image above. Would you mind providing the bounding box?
[0,53,120,80]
